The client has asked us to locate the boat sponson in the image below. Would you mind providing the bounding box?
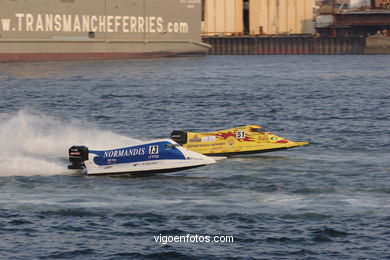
[87,164,205,176]
[203,145,307,157]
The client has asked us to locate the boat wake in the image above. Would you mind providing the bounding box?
[0,110,140,177]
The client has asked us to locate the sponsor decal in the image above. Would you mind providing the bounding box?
[201,136,216,142]
[103,148,146,158]
[206,130,254,142]
[187,142,224,148]
[189,135,201,143]
[142,162,158,166]
[0,13,189,34]
[227,136,235,146]
[180,0,201,9]
[258,136,269,141]
[107,158,117,164]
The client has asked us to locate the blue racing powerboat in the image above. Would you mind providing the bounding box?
[68,139,216,176]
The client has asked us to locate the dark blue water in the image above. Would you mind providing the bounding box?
[1,56,389,259]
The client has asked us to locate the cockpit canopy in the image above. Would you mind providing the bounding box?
[250,127,267,133]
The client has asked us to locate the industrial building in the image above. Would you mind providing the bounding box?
[202,0,244,36]
[202,0,314,36]
[201,0,389,54]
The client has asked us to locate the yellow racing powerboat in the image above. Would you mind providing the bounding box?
[171,125,308,157]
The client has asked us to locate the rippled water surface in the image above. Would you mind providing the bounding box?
[1,56,389,259]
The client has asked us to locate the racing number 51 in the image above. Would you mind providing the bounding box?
[236,131,246,139]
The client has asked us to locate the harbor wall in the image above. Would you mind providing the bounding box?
[203,36,366,55]
[365,35,390,54]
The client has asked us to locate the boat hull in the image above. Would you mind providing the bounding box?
[86,164,205,177]
[202,145,306,157]
[0,0,209,62]
[0,51,205,62]
[68,139,216,176]
[171,125,309,157]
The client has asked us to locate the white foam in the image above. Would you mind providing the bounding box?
[0,110,140,176]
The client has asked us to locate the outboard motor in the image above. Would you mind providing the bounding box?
[171,131,188,145]
[68,146,89,170]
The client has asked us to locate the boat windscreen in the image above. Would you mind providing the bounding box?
[164,144,179,149]
[251,128,267,133]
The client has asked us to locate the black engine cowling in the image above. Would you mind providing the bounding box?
[68,146,89,170]
[171,131,187,145]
